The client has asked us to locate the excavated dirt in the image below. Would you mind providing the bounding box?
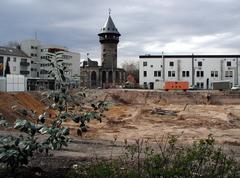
[1,89,240,169]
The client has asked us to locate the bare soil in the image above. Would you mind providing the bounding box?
[1,89,240,171]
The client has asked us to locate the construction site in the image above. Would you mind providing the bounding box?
[1,89,240,170]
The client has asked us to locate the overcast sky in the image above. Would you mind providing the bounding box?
[1,0,240,65]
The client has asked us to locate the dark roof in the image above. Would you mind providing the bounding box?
[0,46,29,58]
[98,15,120,36]
[139,54,240,58]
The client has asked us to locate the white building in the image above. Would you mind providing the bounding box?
[20,39,81,90]
[139,54,240,89]
[0,46,31,92]
[0,46,31,77]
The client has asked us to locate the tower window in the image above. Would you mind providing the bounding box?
[227,61,231,66]
[143,61,147,66]
[169,61,174,66]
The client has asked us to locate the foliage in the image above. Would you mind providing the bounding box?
[0,117,70,169]
[67,135,240,178]
[43,51,108,136]
[122,60,139,83]
[0,51,107,170]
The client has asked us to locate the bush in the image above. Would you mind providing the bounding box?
[68,135,240,178]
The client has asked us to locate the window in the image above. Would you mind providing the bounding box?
[169,61,174,66]
[227,61,231,67]
[182,71,190,77]
[154,71,161,77]
[13,58,16,62]
[211,71,218,77]
[143,61,147,66]
[198,61,202,67]
[225,71,233,77]
[182,71,185,77]
[196,82,204,89]
[143,71,147,77]
[13,66,16,72]
[168,71,175,77]
[196,70,204,77]
[31,46,34,49]
[150,65,153,68]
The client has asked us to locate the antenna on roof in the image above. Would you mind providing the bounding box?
[34,31,38,40]
[108,8,111,16]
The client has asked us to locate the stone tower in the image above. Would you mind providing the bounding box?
[98,13,121,69]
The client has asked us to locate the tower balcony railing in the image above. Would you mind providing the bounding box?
[99,36,119,41]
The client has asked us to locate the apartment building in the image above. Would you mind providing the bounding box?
[20,39,80,90]
[0,46,31,77]
[139,54,240,89]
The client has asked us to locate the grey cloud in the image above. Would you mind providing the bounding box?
[1,0,240,62]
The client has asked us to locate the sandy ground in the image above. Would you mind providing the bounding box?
[1,90,240,169]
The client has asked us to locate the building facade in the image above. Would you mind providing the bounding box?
[20,39,80,90]
[139,54,240,89]
[80,13,125,88]
[0,46,31,77]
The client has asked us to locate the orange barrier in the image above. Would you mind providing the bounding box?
[164,81,189,91]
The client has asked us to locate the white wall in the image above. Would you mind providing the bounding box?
[6,74,25,92]
[139,57,163,89]
[0,77,6,91]
[139,56,239,89]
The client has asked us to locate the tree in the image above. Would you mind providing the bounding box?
[0,51,107,170]
[122,60,139,83]
[4,58,10,77]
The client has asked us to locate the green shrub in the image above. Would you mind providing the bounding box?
[68,135,240,178]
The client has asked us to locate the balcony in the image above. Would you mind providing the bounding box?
[20,70,30,75]
[20,61,30,66]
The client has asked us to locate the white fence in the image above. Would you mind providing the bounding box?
[6,75,25,92]
[0,75,26,92]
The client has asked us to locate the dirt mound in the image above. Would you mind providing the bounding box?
[106,90,240,105]
[0,92,46,123]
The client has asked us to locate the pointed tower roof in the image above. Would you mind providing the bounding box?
[99,14,121,36]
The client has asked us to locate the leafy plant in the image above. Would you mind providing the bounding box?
[68,135,240,178]
[0,50,107,171]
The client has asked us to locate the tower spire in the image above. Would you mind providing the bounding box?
[108,8,111,16]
